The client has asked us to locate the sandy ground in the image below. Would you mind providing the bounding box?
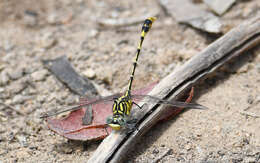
[0,0,260,162]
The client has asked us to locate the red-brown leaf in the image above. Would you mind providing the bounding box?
[47,82,158,141]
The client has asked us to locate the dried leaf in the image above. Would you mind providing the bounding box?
[47,82,157,141]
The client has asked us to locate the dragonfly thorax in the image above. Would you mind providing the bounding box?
[112,95,133,116]
[107,94,133,130]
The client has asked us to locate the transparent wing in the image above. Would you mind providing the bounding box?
[78,93,121,104]
[40,93,122,118]
[131,94,208,110]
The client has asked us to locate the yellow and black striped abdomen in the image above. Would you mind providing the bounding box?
[126,17,156,93]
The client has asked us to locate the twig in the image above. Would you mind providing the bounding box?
[0,102,25,116]
[152,148,173,163]
[88,14,260,163]
[239,111,260,118]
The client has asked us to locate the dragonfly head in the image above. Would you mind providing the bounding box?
[106,115,126,130]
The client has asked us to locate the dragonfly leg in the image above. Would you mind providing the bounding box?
[104,125,110,136]
[127,118,138,124]
[133,101,143,109]
[125,123,137,133]
[124,118,140,133]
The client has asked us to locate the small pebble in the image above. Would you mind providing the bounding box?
[16,135,28,147]
[8,69,24,80]
[65,94,77,105]
[12,94,32,104]
[256,63,260,73]
[31,70,48,81]
[153,148,160,154]
[0,112,8,122]
[2,52,15,62]
[27,88,37,95]
[160,0,222,33]
[255,95,260,103]
[8,132,15,142]
[83,69,96,79]
[0,64,5,71]
[8,82,26,94]
[185,143,192,150]
[111,10,119,18]
[217,150,225,156]
[244,157,256,163]
[0,71,10,86]
[232,155,243,162]
[2,40,14,52]
[193,0,202,3]
[23,10,38,27]
[88,29,99,38]
[61,147,73,154]
[242,6,255,18]
[0,135,4,142]
[203,0,236,15]
[237,64,251,74]
[36,95,46,103]
[247,95,254,104]
[47,12,68,25]
[29,146,38,150]
[0,92,10,99]
[97,68,112,84]
[12,95,25,104]
[47,13,58,25]
[39,32,57,49]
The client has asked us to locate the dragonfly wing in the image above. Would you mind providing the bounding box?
[79,93,122,104]
[40,104,83,118]
[131,94,208,110]
[40,93,122,118]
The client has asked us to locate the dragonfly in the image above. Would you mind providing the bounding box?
[41,17,207,131]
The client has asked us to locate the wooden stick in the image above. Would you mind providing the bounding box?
[88,14,260,163]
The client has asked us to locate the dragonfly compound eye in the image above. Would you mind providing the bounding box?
[106,116,114,124]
